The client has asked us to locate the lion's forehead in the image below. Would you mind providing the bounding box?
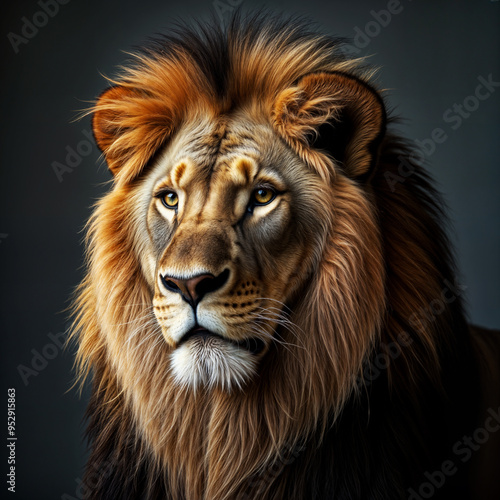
[151,113,288,214]
[169,114,269,172]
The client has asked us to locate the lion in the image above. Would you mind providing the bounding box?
[71,13,500,500]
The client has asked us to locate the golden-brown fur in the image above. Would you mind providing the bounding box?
[71,13,499,500]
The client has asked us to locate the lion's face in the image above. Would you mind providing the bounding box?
[89,52,387,404]
[137,112,327,390]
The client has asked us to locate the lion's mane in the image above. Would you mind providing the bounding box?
[71,13,486,500]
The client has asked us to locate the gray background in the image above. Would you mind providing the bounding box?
[1,0,499,498]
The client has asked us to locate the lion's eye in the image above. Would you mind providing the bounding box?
[161,192,179,209]
[252,188,275,206]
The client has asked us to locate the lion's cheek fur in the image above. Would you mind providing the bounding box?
[298,176,386,411]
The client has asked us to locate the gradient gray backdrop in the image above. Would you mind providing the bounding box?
[1,0,499,498]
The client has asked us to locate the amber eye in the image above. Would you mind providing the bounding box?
[161,191,179,209]
[252,188,275,206]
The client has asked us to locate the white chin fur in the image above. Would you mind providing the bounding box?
[170,336,257,391]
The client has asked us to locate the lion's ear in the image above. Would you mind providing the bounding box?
[92,86,127,171]
[272,71,386,181]
[92,85,175,180]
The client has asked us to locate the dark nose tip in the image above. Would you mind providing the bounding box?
[161,269,229,307]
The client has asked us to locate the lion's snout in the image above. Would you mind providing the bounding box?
[160,269,230,308]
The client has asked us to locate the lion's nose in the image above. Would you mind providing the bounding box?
[161,269,230,307]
